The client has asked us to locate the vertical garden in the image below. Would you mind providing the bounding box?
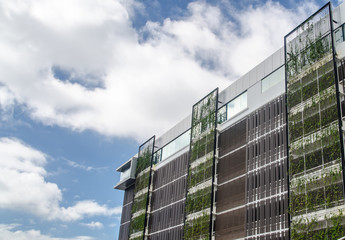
[285,3,345,239]
[184,89,218,240]
[129,137,155,240]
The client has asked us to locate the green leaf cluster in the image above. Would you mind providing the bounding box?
[131,194,147,214]
[134,171,150,193]
[188,158,213,188]
[136,150,152,174]
[184,214,210,240]
[129,213,145,235]
[185,187,212,214]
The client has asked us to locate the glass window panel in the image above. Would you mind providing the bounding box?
[227,91,247,119]
[153,149,162,164]
[261,66,285,93]
[217,105,227,124]
[161,130,191,162]
[120,167,131,181]
[335,28,343,45]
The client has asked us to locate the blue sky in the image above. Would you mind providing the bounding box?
[0,0,342,239]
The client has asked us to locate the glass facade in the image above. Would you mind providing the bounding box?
[261,66,285,93]
[228,91,247,119]
[218,91,247,124]
[162,130,190,161]
[153,130,190,164]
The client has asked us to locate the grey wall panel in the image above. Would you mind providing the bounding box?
[155,115,191,149]
[264,55,273,77]
[257,61,265,82]
[218,48,284,111]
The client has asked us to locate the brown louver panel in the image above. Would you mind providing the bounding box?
[218,147,246,183]
[123,185,134,205]
[152,152,188,189]
[118,222,130,240]
[120,202,133,224]
[216,176,246,212]
[246,96,288,239]
[147,152,188,238]
[148,225,184,240]
[215,207,246,240]
[218,118,246,156]
[118,185,135,240]
[216,118,247,239]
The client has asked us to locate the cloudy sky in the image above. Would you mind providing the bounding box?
[0,0,342,239]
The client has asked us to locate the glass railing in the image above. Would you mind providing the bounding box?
[153,130,191,164]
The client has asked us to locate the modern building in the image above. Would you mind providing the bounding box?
[114,2,345,239]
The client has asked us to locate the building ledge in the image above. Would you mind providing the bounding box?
[114,177,135,190]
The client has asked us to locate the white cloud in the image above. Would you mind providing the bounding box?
[0,0,320,140]
[0,86,16,122]
[80,221,104,230]
[64,158,107,172]
[145,1,318,78]
[0,137,121,221]
[0,224,93,240]
[60,200,122,221]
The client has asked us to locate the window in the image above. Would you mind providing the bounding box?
[217,105,227,124]
[153,149,162,164]
[154,130,191,164]
[335,26,344,45]
[261,66,285,93]
[218,91,248,124]
[162,130,190,161]
[227,91,248,119]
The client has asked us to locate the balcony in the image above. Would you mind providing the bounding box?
[114,156,137,190]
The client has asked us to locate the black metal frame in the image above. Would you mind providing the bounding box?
[283,34,291,238]
[283,10,292,237]
[284,2,331,41]
[126,135,155,240]
[284,3,326,238]
[209,88,219,240]
[284,2,345,238]
[140,135,155,240]
[329,3,345,203]
[182,88,218,240]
